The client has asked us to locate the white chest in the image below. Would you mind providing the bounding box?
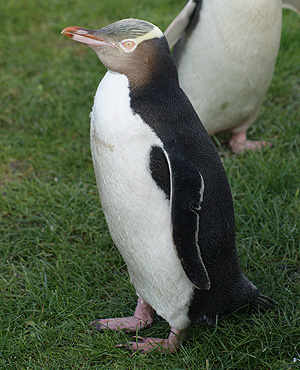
[90,72,163,229]
[89,71,194,330]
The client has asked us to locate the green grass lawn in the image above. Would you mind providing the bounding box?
[1,1,299,368]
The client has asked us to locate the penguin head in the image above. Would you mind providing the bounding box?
[62,19,175,85]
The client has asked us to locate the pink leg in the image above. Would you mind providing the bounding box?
[229,131,271,154]
[90,297,154,332]
[116,327,189,353]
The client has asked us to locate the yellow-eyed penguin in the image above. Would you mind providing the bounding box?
[165,0,300,153]
[61,19,275,353]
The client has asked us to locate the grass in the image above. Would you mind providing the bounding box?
[0,0,299,368]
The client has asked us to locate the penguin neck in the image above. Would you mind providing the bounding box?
[125,37,179,93]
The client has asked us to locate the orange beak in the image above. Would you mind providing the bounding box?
[61,26,115,48]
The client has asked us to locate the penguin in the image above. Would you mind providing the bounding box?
[165,0,300,153]
[61,19,275,353]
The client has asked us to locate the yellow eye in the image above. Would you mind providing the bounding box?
[122,40,136,49]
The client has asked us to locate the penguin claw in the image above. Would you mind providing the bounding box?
[89,322,107,332]
[114,342,127,348]
[132,335,146,342]
[114,341,144,353]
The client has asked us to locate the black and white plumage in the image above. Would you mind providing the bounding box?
[165,0,300,153]
[62,19,275,353]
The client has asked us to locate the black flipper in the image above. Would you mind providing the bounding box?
[149,145,210,290]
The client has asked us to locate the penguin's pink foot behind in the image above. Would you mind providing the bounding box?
[229,131,272,154]
[90,297,154,333]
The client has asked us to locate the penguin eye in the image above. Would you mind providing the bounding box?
[121,40,136,50]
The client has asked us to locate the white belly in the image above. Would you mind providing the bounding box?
[177,0,282,134]
[90,71,193,330]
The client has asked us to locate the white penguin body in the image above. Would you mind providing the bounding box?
[90,71,193,330]
[174,0,282,135]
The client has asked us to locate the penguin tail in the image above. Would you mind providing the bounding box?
[247,293,277,314]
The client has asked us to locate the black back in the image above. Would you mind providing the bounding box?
[128,36,263,322]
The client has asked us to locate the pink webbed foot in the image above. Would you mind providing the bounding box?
[229,131,271,154]
[90,297,154,333]
[116,327,188,353]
